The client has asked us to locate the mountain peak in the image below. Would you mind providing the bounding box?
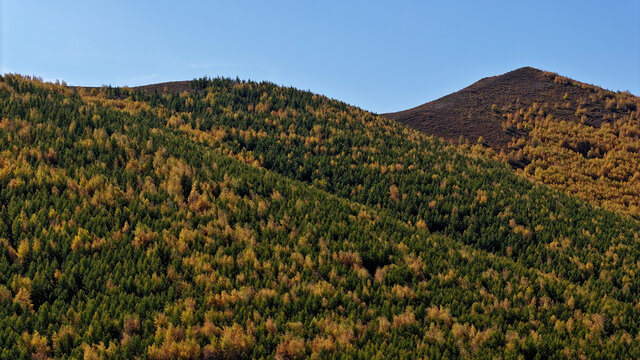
[510,66,543,74]
[382,68,618,149]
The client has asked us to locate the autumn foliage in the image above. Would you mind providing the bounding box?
[0,74,639,358]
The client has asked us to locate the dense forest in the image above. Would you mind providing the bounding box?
[495,73,640,218]
[1,74,640,359]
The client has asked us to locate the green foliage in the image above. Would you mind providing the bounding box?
[0,74,638,358]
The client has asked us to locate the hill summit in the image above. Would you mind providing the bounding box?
[383,66,631,149]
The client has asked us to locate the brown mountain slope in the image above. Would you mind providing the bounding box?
[385,67,640,218]
[71,80,194,95]
[382,66,633,149]
[133,80,193,94]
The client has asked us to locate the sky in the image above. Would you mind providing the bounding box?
[1,1,639,113]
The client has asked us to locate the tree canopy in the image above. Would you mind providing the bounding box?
[0,74,639,359]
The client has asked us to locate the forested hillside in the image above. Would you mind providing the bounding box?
[1,74,640,359]
[384,67,640,218]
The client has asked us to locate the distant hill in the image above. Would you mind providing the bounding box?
[72,80,194,95]
[384,67,640,217]
[133,80,193,94]
[383,66,634,149]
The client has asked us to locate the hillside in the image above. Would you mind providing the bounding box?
[384,67,640,218]
[382,67,635,149]
[1,74,640,359]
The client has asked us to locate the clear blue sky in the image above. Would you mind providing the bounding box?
[1,1,639,113]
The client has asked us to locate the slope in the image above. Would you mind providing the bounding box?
[383,67,640,218]
[0,75,639,359]
[383,67,637,148]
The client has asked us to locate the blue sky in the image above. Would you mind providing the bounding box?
[1,1,639,113]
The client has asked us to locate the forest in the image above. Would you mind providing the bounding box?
[1,74,640,359]
[495,73,640,218]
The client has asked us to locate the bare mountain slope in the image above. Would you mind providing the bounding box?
[383,66,633,149]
